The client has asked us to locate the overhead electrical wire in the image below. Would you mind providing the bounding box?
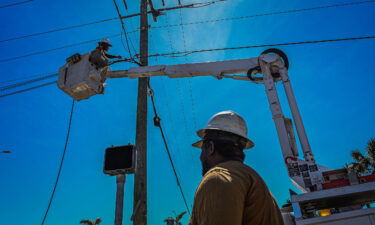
[0,0,224,43]
[151,0,375,30]
[2,34,374,98]
[0,18,118,43]
[1,0,370,43]
[148,82,191,215]
[177,0,198,131]
[0,0,33,9]
[149,25,187,167]
[0,34,123,63]
[164,12,190,143]
[1,0,373,63]
[162,13,190,140]
[112,0,137,62]
[162,7,201,188]
[124,6,140,56]
[0,81,57,98]
[3,33,371,67]
[0,73,57,91]
[122,0,128,10]
[142,35,375,58]
[149,26,189,173]
[0,72,56,85]
[40,99,75,225]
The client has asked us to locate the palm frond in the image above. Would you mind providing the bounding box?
[80,219,94,225]
[351,150,366,161]
[366,138,375,161]
[175,211,187,221]
[348,139,375,175]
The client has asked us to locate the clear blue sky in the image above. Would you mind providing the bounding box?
[1,0,375,225]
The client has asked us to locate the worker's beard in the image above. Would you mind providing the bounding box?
[201,155,211,176]
[201,162,210,176]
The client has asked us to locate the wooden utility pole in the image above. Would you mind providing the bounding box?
[133,0,149,224]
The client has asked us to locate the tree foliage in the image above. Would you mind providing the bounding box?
[347,138,375,175]
[80,218,102,225]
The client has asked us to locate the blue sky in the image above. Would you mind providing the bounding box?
[1,0,375,224]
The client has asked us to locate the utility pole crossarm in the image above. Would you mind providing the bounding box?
[106,57,260,79]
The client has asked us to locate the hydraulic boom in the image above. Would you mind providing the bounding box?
[58,49,327,193]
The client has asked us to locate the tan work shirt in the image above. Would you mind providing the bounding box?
[189,160,284,225]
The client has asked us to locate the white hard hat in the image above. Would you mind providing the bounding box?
[99,38,112,46]
[192,110,254,149]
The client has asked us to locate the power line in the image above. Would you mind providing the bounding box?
[149,23,188,167]
[2,1,372,63]
[162,11,197,175]
[0,0,223,44]
[177,0,198,131]
[124,5,139,56]
[3,34,374,92]
[0,73,57,91]
[150,0,375,30]
[3,34,374,98]
[163,13,190,138]
[0,18,118,43]
[40,99,75,225]
[173,2,200,175]
[144,35,375,58]
[0,34,123,63]
[0,81,56,98]
[112,0,135,60]
[0,72,56,85]
[148,82,191,215]
[0,0,33,9]
[94,34,375,65]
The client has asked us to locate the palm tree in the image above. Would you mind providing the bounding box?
[347,138,375,175]
[80,218,102,225]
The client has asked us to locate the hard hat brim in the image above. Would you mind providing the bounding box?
[192,140,204,148]
[98,42,112,47]
[192,128,255,149]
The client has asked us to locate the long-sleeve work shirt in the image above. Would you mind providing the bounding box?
[189,160,284,225]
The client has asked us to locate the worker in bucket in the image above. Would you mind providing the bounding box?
[189,110,284,225]
[88,39,122,93]
[89,39,122,69]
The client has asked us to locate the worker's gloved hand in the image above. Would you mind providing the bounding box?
[117,56,122,59]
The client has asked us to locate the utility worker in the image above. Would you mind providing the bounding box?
[90,39,122,69]
[189,110,284,225]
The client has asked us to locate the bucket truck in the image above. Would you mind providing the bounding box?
[58,49,375,225]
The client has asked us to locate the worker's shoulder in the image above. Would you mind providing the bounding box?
[203,166,232,183]
[216,160,260,176]
[203,161,246,181]
[198,168,240,195]
[210,160,266,185]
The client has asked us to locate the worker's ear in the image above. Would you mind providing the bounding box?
[207,140,215,156]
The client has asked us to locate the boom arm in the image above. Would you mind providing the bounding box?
[58,50,327,192]
[106,58,260,79]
